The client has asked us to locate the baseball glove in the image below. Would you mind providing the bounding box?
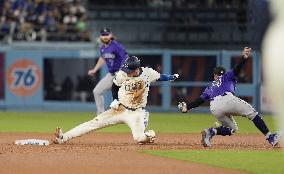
[178,102,188,113]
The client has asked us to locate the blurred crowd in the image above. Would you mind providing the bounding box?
[0,0,91,42]
[89,0,247,9]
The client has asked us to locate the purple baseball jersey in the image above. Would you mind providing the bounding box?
[200,70,237,101]
[100,40,128,73]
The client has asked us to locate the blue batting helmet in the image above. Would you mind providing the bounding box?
[121,56,141,73]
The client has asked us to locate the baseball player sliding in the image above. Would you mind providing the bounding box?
[178,47,282,147]
[54,56,179,144]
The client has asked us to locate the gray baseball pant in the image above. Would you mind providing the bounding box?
[210,92,258,132]
[93,73,114,115]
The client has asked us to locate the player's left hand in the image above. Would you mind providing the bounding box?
[88,69,96,76]
[110,99,120,109]
[178,102,188,113]
[243,47,251,59]
[170,74,179,81]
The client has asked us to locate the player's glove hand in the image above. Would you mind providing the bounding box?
[242,47,251,59]
[178,101,188,113]
[170,74,179,81]
[110,99,120,109]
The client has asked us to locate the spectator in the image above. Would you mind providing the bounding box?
[0,0,90,42]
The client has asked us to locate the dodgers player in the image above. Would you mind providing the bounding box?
[54,56,179,144]
[88,27,128,115]
[178,47,282,147]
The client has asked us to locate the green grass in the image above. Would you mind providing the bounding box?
[145,150,284,174]
[0,112,282,174]
[0,112,278,133]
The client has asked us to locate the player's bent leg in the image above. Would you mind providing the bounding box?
[123,109,155,144]
[222,96,282,147]
[54,108,124,144]
[202,109,238,147]
[144,111,149,129]
[228,95,258,120]
[93,73,114,115]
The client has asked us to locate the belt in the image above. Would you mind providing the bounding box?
[121,104,145,111]
[211,92,228,101]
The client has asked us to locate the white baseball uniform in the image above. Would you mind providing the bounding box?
[60,67,160,143]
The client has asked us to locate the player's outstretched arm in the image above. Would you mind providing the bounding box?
[178,97,205,113]
[158,74,179,81]
[233,47,251,76]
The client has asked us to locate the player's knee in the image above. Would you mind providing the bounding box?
[247,111,258,120]
[93,87,103,96]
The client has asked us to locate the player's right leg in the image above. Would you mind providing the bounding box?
[218,95,281,147]
[54,107,125,144]
[122,109,155,144]
[93,73,114,115]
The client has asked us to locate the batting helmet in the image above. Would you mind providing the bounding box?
[212,66,226,77]
[121,56,141,73]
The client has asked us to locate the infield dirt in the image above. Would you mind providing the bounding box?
[0,132,280,174]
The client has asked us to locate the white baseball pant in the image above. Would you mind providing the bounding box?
[61,106,151,143]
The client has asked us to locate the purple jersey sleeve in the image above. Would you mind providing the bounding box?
[200,87,211,101]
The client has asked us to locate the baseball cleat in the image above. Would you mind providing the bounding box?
[138,130,156,145]
[267,131,282,147]
[54,127,64,144]
[201,128,213,147]
[146,130,156,143]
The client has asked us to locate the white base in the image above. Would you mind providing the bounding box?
[15,139,50,146]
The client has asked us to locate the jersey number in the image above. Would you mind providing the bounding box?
[212,78,222,87]
[125,81,143,91]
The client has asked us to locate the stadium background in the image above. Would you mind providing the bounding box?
[1,1,284,174]
[0,0,269,113]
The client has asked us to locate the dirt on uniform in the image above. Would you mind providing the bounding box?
[0,132,281,174]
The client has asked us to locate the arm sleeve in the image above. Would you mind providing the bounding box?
[186,97,206,110]
[111,83,119,100]
[233,56,248,76]
[158,74,173,81]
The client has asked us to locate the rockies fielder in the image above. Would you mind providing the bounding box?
[178,47,282,147]
[54,56,179,144]
[88,27,128,115]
